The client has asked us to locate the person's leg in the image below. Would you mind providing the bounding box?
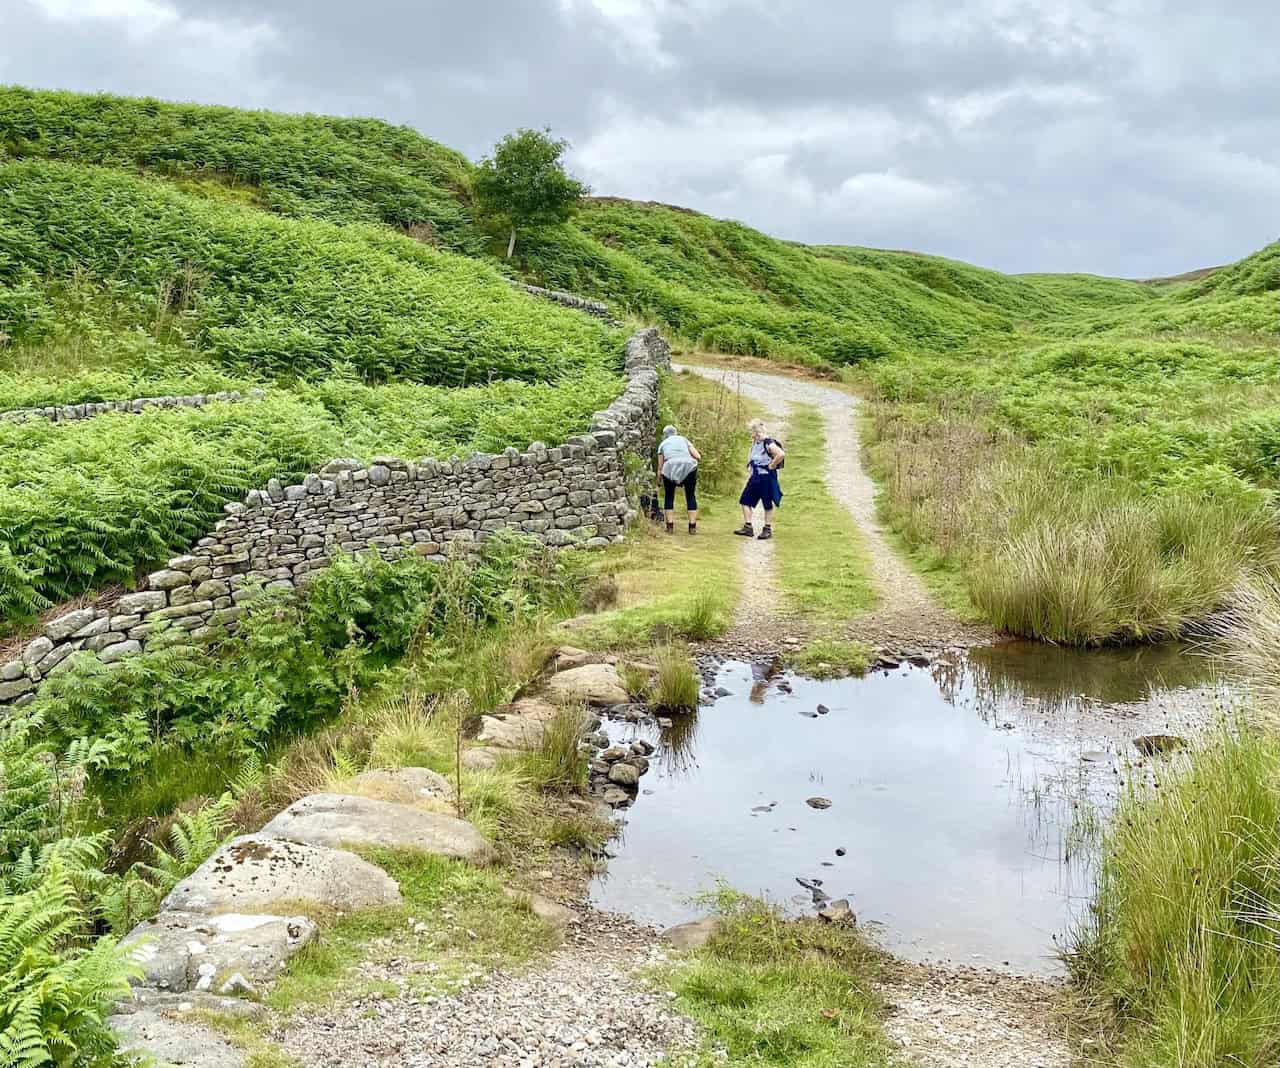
[662,477,677,533]
[758,506,773,539]
[685,470,698,531]
[736,480,758,535]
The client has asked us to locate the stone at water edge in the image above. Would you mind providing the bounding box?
[816,703,830,715]
[602,786,631,806]
[1133,734,1187,757]
[545,663,630,707]
[817,899,855,924]
[261,793,496,866]
[806,797,833,810]
[661,917,720,950]
[503,888,581,933]
[163,834,402,915]
[110,1009,248,1068]
[121,911,318,993]
[350,766,455,805]
[607,762,641,787]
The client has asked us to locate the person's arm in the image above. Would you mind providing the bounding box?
[689,445,702,462]
[766,442,785,469]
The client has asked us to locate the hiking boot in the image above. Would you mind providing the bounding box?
[733,523,755,537]
[665,521,675,535]
[688,522,697,535]
[757,525,773,540]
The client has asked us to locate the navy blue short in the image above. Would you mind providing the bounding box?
[739,473,776,509]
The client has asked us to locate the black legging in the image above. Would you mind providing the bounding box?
[662,469,698,512]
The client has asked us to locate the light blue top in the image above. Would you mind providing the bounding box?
[658,434,698,483]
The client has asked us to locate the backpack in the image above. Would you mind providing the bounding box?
[764,437,786,470]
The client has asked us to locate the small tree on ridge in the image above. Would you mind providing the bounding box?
[472,128,587,259]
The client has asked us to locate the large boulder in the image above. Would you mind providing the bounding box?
[162,834,402,915]
[110,1010,247,1068]
[261,793,495,866]
[477,714,547,750]
[350,766,455,806]
[121,911,318,994]
[546,663,629,707]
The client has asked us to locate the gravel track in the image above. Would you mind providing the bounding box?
[278,911,699,1068]
[680,364,991,651]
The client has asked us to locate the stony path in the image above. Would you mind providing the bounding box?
[279,911,698,1067]
[679,363,990,651]
[883,962,1073,1068]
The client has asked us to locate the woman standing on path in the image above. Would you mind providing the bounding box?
[657,424,701,534]
[735,419,784,540]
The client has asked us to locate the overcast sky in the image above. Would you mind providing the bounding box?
[2,0,1277,276]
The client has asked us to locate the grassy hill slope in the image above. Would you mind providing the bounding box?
[2,86,1277,643]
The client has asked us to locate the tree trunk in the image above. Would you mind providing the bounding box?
[506,227,517,259]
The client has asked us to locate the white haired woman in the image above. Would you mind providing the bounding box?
[735,418,784,540]
[656,424,701,534]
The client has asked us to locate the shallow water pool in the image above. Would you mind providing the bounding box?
[589,643,1228,974]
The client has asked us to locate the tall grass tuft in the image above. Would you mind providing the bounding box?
[651,644,699,711]
[519,706,589,795]
[1069,730,1280,1066]
[1213,575,1280,717]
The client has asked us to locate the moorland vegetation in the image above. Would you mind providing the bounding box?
[2,85,1279,1067]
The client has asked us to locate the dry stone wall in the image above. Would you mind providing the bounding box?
[0,388,265,425]
[517,283,620,325]
[0,328,669,711]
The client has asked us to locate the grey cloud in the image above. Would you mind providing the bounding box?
[1,0,1277,275]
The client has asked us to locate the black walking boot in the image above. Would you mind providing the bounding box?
[733,522,755,537]
[757,525,773,540]
[688,522,697,535]
[665,521,675,534]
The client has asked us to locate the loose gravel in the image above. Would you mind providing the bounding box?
[278,911,699,1068]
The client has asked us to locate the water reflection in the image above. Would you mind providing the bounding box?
[589,644,1226,975]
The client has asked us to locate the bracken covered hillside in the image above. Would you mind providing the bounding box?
[1,86,1277,642]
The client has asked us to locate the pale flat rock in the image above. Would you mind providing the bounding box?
[162,834,402,915]
[110,1009,247,1068]
[350,766,455,805]
[477,713,547,750]
[122,911,317,993]
[553,646,601,671]
[545,663,629,707]
[494,695,562,722]
[661,917,721,950]
[462,747,504,769]
[261,793,495,866]
[119,988,267,1021]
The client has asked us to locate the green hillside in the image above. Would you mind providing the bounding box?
[1,85,1277,642]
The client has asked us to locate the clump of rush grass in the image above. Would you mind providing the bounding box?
[518,705,589,795]
[619,660,653,699]
[1068,728,1280,1066]
[651,644,699,711]
[1213,575,1280,719]
[678,588,725,641]
[784,639,875,679]
[664,888,896,1067]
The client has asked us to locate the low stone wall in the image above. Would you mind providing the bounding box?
[0,329,669,711]
[0,388,265,425]
[517,283,620,325]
